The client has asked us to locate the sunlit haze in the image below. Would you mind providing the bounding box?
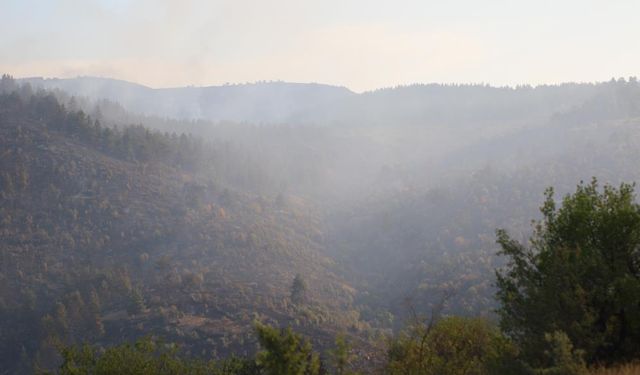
[2,0,639,91]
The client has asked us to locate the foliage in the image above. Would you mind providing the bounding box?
[327,334,357,375]
[53,337,257,375]
[386,316,518,375]
[496,179,640,366]
[254,322,320,375]
[126,288,146,315]
[291,274,308,306]
[534,331,588,375]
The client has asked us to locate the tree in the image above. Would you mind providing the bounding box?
[535,331,588,375]
[496,179,640,367]
[386,316,516,375]
[126,288,146,315]
[0,74,16,94]
[290,274,308,306]
[254,322,320,375]
[328,334,357,375]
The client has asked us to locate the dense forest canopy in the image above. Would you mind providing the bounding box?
[2,72,640,374]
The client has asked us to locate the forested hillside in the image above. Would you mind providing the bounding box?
[0,79,370,373]
[6,0,640,373]
[3,74,640,374]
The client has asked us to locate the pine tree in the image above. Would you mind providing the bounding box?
[255,322,320,375]
[290,274,308,306]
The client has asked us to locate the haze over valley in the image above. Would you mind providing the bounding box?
[3,1,640,374]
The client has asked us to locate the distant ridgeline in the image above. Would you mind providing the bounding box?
[17,76,355,124]
[17,75,640,126]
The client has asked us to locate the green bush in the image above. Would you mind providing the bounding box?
[386,316,519,375]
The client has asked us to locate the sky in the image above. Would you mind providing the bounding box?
[1,0,639,92]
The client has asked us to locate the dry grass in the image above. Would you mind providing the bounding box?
[590,363,640,375]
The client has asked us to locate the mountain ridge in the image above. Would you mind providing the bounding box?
[17,75,617,127]
[18,76,355,123]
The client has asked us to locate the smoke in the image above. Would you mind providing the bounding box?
[4,0,640,91]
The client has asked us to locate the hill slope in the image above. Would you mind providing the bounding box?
[0,90,365,373]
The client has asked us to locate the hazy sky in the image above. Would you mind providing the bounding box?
[1,0,639,92]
